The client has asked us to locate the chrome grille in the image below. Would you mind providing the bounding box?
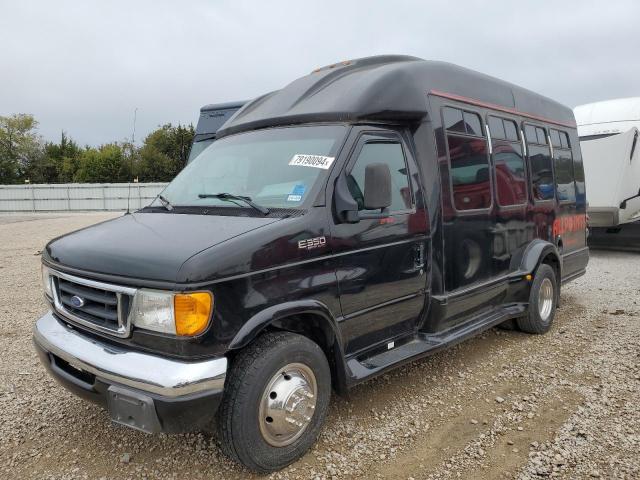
[47,269,137,338]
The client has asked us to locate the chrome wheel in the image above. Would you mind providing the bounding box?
[258,363,317,447]
[537,277,554,321]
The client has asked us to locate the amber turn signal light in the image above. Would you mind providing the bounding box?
[174,292,213,336]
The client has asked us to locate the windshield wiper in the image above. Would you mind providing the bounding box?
[198,193,270,215]
[157,194,173,211]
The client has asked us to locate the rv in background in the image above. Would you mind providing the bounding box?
[187,101,246,163]
[574,98,640,251]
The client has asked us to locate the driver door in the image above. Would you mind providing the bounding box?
[330,128,429,355]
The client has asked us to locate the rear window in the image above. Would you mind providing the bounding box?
[550,129,576,202]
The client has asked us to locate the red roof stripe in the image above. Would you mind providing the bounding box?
[429,89,577,129]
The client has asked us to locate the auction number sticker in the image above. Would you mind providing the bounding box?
[289,154,335,169]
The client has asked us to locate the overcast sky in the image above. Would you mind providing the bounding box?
[1,0,638,146]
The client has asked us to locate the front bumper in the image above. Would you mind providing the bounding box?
[33,311,227,433]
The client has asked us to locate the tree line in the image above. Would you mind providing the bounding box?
[0,113,195,184]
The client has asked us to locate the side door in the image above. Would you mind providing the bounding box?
[329,128,429,355]
[430,100,500,330]
[487,115,533,277]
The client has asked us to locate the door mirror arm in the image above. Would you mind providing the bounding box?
[334,174,360,223]
[358,207,390,220]
[619,188,640,209]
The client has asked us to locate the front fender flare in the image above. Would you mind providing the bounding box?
[228,299,343,351]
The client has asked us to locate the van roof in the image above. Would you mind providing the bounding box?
[217,55,575,138]
[199,100,247,113]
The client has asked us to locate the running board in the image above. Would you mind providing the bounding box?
[346,304,525,383]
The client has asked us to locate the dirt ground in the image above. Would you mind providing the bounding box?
[0,213,638,479]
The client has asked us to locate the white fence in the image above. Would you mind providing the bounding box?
[0,183,168,212]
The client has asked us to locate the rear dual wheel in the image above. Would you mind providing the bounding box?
[217,332,331,473]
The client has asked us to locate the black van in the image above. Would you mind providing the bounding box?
[34,56,588,473]
[187,101,246,163]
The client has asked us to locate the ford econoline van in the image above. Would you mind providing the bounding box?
[34,55,588,473]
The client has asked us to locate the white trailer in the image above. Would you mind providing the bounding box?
[574,98,640,226]
[574,98,640,250]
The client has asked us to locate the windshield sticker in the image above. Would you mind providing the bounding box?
[289,154,334,169]
[287,184,306,202]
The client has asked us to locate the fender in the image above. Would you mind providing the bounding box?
[228,299,342,349]
[517,239,562,278]
[228,299,350,394]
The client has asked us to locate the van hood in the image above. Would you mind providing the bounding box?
[44,212,279,283]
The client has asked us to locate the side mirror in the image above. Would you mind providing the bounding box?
[363,163,392,210]
[619,188,640,209]
[333,163,392,223]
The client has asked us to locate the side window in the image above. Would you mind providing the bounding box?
[348,141,412,212]
[573,153,586,201]
[444,107,491,211]
[524,123,554,201]
[489,116,527,206]
[550,129,576,202]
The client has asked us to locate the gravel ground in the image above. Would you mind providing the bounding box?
[0,213,638,479]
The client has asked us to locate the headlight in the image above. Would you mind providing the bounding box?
[130,289,213,336]
[41,266,53,299]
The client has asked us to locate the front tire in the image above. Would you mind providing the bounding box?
[217,332,331,473]
[517,263,558,334]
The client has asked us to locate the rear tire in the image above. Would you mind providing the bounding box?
[217,332,331,473]
[517,264,557,334]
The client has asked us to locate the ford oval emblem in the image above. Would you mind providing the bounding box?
[70,295,85,308]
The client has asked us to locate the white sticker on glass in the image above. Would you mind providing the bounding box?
[288,154,335,169]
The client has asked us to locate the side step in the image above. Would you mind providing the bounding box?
[346,304,525,382]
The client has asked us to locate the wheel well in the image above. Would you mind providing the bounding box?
[540,253,560,281]
[257,314,345,394]
[540,253,561,305]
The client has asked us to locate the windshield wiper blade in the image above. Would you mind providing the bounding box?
[198,192,270,215]
[157,194,173,211]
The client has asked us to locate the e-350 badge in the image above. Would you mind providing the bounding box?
[298,236,326,250]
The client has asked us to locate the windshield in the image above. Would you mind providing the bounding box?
[156,125,347,210]
[187,137,214,163]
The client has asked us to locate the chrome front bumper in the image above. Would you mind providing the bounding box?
[33,311,227,398]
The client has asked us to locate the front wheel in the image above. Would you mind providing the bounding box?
[217,332,331,473]
[517,263,558,334]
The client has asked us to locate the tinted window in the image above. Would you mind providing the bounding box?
[560,131,570,148]
[536,127,547,145]
[463,112,482,136]
[528,144,554,201]
[573,155,586,200]
[550,129,562,148]
[447,136,491,210]
[524,125,537,144]
[443,107,465,133]
[348,142,411,212]
[444,107,484,136]
[488,116,506,140]
[504,120,519,141]
[493,140,527,206]
[554,150,576,202]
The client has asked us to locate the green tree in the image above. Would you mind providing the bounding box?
[74,144,131,183]
[25,131,83,183]
[0,114,42,184]
[136,123,194,181]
